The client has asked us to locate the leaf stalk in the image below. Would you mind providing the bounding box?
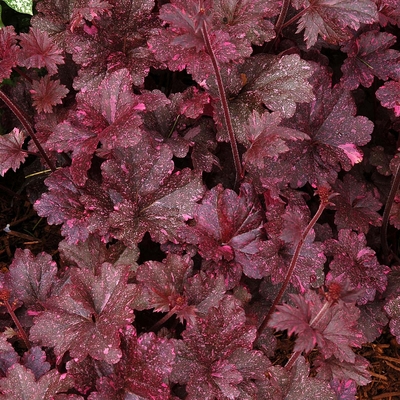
[257,189,330,337]
[200,21,243,184]
[0,89,56,172]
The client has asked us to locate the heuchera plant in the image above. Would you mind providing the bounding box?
[0,0,400,398]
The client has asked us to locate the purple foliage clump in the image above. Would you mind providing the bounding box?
[0,0,400,398]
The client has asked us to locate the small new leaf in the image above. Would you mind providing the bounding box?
[0,128,27,176]
[18,27,64,74]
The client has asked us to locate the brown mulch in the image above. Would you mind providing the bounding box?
[1,172,400,399]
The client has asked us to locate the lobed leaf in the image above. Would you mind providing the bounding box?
[5,249,58,307]
[0,26,20,81]
[0,128,27,176]
[341,30,400,89]
[293,0,378,48]
[18,27,64,74]
[0,364,73,400]
[30,263,139,363]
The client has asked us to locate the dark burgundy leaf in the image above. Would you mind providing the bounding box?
[286,356,336,399]
[0,364,73,400]
[34,169,116,244]
[341,30,400,89]
[136,253,197,323]
[376,0,400,26]
[329,379,357,400]
[102,134,205,246]
[264,233,326,292]
[5,249,58,307]
[266,357,336,399]
[315,354,371,386]
[149,0,252,82]
[171,295,268,399]
[0,334,19,378]
[21,346,51,381]
[331,174,382,233]
[70,0,113,31]
[0,128,27,176]
[376,80,400,117]
[237,54,315,119]
[292,0,378,48]
[273,67,373,187]
[46,69,143,185]
[180,183,268,279]
[18,27,65,75]
[59,234,139,274]
[184,271,227,314]
[325,229,390,304]
[66,357,112,396]
[114,327,175,399]
[268,291,365,361]
[0,26,20,81]
[65,0,157,90]
[357,302,389,343]
[384,296,400,344]
[243,111,309,169]
[211,0,278,46]
[30,264,139,363]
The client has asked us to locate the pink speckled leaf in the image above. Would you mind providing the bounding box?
[331,174,382,233]
[0,364,73,400]
[30,76,69,113]
[325,229,390,304]
[0,26,20,81]
[5,249,58,307]
[243,111,309,169]
[136,253,197,323]
[238,54,315,119]
[341,30,400,89]
[65,0,157,90]
[171,296,268,399]
[376,81,400,117]
[211,0,278,46]
[30,263,139,364]
[113,328,175,399]
[285,356,336,399]
[18,27,64,75]
[149,0,252,82]
[102,134,205,246]
[0,334,19,377]
[0,128,27,176]
[274,67,373,187]
[292,0,378,48]
[315,355,371,386]
[46,69,142,185]
[34,169,114,244]
[180,183,268,279]
[384,296,400,345]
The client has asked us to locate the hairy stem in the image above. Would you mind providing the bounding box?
[274,0,291,43]
[200,22,243,184]
[4,299,31,349]
[382,154,400,261]
[149,306,178,332]
[281,7,310,30]
[257,191,330,337]
[0,89,56,172]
